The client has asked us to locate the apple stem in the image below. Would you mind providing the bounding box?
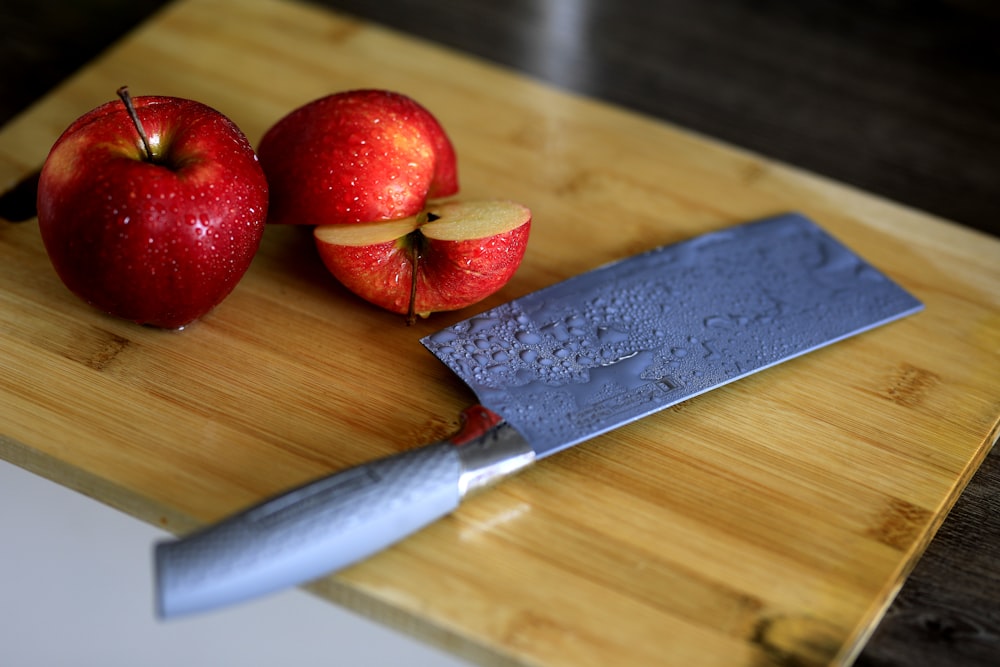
[116,86,155,161]
[403,215,433,326]
[406,241,420,326]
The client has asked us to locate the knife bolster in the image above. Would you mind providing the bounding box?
[454,421,535,497]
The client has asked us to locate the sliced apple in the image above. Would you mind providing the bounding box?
[314,200,531,321]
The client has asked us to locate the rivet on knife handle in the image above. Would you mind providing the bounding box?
[154,406,533,619]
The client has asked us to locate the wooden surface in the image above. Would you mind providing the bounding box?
[1,1,998,665]
[856,449,1000,666]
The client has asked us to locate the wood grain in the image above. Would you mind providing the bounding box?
[855,450,1000,667]
[1,1,998,665]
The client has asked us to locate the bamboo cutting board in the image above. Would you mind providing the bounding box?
[1,0,998,665]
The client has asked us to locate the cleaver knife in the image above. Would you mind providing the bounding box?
[154,212,922,618]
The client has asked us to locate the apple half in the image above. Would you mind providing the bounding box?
[258,89,458,226]
[314,200,531,320]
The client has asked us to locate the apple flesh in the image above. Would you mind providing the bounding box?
[36,93,268,328]
[314,200,530,319]
[257,89,458,226]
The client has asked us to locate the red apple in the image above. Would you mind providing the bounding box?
[36,88,268,329]
[257,89,458,226]
[314,200,530,320]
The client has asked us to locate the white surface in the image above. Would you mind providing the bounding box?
[0,459,472,667]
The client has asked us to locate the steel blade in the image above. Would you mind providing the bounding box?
[421,212,923,457]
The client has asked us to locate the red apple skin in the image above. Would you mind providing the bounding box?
[257,89,458,226]
[36,95,268,328]
[315,217,531,317]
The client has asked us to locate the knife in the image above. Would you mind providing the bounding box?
[154,212,922,618]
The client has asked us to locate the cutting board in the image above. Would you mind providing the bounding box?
[1,1,998,665]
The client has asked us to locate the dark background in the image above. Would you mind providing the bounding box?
[2,0,998,237]
[2,1,998,665]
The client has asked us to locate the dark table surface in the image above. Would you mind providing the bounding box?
[2,1,998,665]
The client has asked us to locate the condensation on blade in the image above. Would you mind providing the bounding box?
[421,213,923,458]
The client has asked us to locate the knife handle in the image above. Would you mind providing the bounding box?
[154,406,533,619]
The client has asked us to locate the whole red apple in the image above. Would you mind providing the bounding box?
[257,89,458,226]
[314,200,531,320]
[36,89,268,328]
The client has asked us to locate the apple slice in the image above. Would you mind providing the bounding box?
[314,200,531,321]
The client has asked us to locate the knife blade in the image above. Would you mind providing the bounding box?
[154,212,922,618]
